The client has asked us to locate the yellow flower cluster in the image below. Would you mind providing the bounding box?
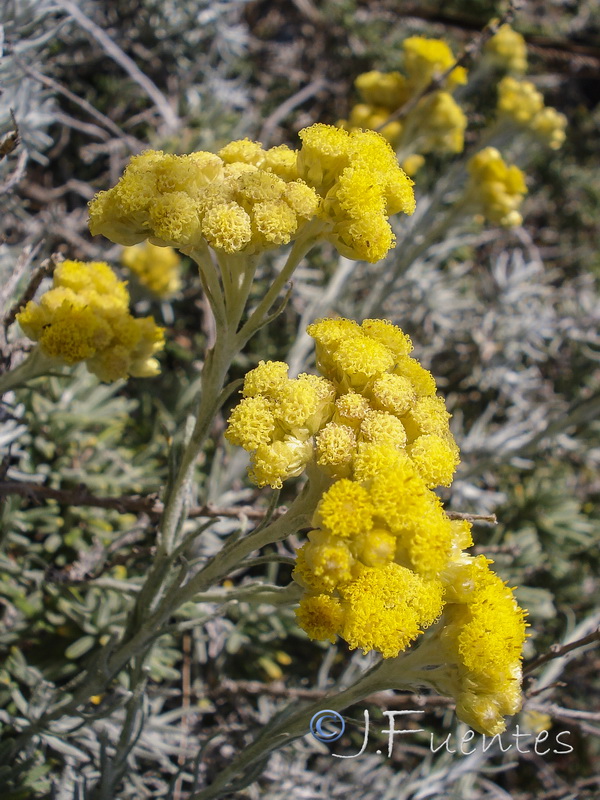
[497,77,567,150]
[88,145,320,254]
[225,361,336,489]
[339,37,467,173]
[88,125,415,265]
[297,124,415,262]
[227,316,527,733]
[403,36,468,91]
[226,318,459,491]
[436,553,528,734]
[467,147,528,228]
[483,23,528,74]
[16,260,165,382]
[121,241,182,298]
[291,318,462,659]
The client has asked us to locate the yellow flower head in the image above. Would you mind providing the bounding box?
[402,394,451,441]
[359,410,408,450]
[497,76,544,125]
[263,144,300,181]
[355,70,410,110]
[89,137,321,255]
[16,260,164,382]
[295,594,343,643]
[121,242,182,297]
[484,24,528,74]
[402,154,426,177]
[439,558,528,734]
[407,433,460,488]
[315,423,357,478]
[297,124,415,263]
[338,563,444,657]
[369,373,417,417]
[407,91,467,155]
[229,318,457,493]
[467,146,527,228]
[530,107,567,150]
[333,391,371,429]
[242,359,290,397]
[351,527,397,567]
[301,530,355,591]
[226,361,336,487]
[218,138,265,166]
[225,396,276,450]
[249,438,314,489]
[403,36,467,91]
[361,318,413,358]
[344,103,403,148]
[313,478,375,539]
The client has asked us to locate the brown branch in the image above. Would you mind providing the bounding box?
[215,678,453,708]
[524,628,600,676]
[0,479,286,521]
[447,511,497,524]
[0,479,497,528]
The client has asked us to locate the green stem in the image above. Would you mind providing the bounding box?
[0,347,59,395]
[188,644,436,800]
[173,469,330,609]
[236,222,324,347]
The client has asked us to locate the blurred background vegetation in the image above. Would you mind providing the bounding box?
[1,1,599,798]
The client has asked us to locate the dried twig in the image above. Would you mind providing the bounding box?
[56,0,179,133]
[259,79,326,146]
[0,478,284,521]
[15,59,142,150]
[0,149,28,195]
[524,627,600,676]
[215,678,453,708]
[0,478,496,528]
[2,254,61,331]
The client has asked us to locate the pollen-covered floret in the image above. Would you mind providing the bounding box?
[249,438,314,489]
[295,594,343,643]
[333,391,372,428]
[338,563,444,657]
[16,260,164,382]
[315,423,357,478]
[359,410,408,450]
[369,373,416,417]
[437,556,528,734]
[408,433,460,488]
[313,479,375,539]
[224,396,276,450]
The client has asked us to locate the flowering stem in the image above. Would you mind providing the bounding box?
[187,646,433,800]
[0,347,59,395]
[173,469,330,608]
[236,222,324,347]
